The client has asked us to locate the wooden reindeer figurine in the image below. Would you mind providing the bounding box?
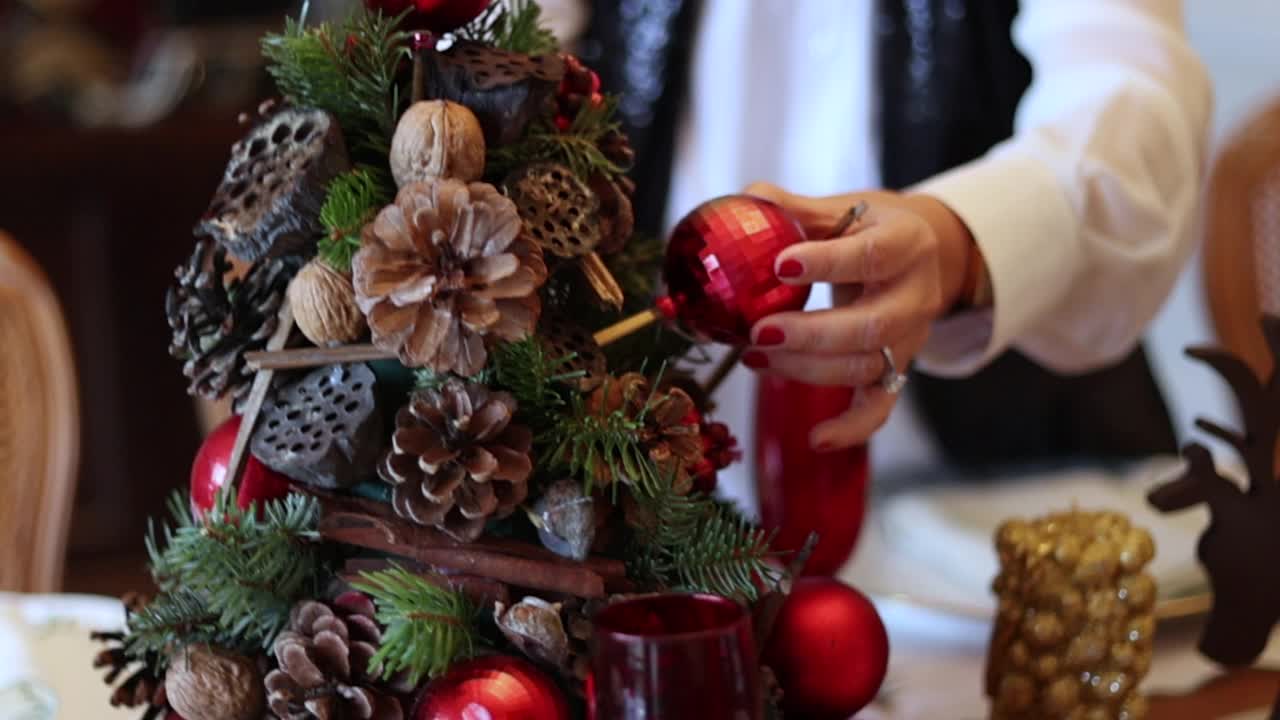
[1148,315,1280,716]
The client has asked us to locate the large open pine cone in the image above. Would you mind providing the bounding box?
[380,379,533,542]
[166,238,296,405]
[353,178,547,376]
[265,595,404,720]
[589,373,702,492]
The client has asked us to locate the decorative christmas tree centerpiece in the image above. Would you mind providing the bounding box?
[92,2,825,718]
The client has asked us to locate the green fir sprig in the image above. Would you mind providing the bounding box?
[121,590,225,664]
[487,98,628,183]
[351,566,480,684]
[262,10,410,157]
[458,0,559,55]
[142,490,326,655]
[541,376,665,494]
[630,484,783,603]
[318,168,392,271]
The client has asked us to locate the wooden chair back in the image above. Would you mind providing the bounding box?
[1204,97,1280,376]
[0,232,80,592]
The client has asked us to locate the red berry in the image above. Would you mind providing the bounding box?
[588,70,602,94]
[554,115,572,133]
[589,92,606,108]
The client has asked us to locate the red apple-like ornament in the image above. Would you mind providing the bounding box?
[190,416,292,515]
[363,0,491,33]
[412,655,569,720]
[763,577,889,719]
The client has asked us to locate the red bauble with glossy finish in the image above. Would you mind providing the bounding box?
[664,195,810,345]
[190,416,292,515]
[413,655,569,720]
[763,577,889,719]
[756,377,869,575]
[364,0,491,32]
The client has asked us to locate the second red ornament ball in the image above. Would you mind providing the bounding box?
[413,655,569,720]
[763,577,889,719]
[190,415,292,515]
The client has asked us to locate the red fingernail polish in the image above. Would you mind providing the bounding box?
[756,326,786,346]
[777,259,804,279]
[742,351,769,369]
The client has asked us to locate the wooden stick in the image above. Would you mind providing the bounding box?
[226,298,295,489]
[244,344,396,371]
[753,531,820,646]
[580,252,624,309]
[593,307,662,347]
[703,347,745,397]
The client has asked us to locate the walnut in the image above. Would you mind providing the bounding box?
[164,645,264,720]
[390,100,486,187]
[288,259,367,346]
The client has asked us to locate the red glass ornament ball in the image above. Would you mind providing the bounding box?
[763,577,889,718]
[413,655,570,720]
[364,0,491,32]
[664,194,810,345]
[190,416,292,515]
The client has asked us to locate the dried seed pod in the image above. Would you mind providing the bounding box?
[538,314,606,392]
[196,106,350,262]
[164,645,264,720]
[504,163,602,258]
[590,174,635,255]
[251,363,382,489]
[419,42,565,146]
[494,596,572,669]
[531,478,595,561]
[390,100,487,187]
[287,259,367,346]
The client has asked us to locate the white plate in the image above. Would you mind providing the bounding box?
[838,458,1214,621]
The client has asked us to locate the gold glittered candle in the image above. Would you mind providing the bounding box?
[987,510,1156,720]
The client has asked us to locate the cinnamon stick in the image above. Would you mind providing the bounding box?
[341,558,511,607]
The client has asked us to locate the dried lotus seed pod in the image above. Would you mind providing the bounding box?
[987,510,1157,720]
[197,106,350,262]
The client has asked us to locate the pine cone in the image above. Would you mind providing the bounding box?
[166,238,296,405]
[265,595,404,720]
[588,373,703,492]
[379,379,533,542]
[91,594,171,720]
[352,178,547,376]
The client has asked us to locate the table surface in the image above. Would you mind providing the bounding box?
[2,592,1277,719]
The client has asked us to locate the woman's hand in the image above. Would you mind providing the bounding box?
[741,182,978,451]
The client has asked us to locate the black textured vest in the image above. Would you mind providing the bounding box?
[581,0,1178,467]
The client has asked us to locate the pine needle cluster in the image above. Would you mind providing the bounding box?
[318,168,392,271]
[487,98,628,183]
[458,0,559,55]
[542,388,665,494]
[135,491,327,660]
[630,486,783,603]
[262,10,410,157]
[351,566,480,683]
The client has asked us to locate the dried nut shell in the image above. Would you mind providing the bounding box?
[390,100,486,187]
[165,645,264,720]
[288,259,366,346]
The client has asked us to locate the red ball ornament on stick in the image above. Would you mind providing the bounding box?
[412,655,570,720]
[594,195,864,349]
[190,415,292,515]
[763,577,889,719]
[364,0,491,33]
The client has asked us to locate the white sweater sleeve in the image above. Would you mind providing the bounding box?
[913,0,1212,377]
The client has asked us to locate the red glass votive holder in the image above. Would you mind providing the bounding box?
[589,593,763,720]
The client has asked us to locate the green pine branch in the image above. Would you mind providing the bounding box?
[262,10,410,157]
[541,376,666,494]
[318,167,393,271]
[122,590,225,664]
[144,490,326,653]
[351,566,480,684]
[458,0,559,55]
[630,484,783,603]
[486,98,628,183]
